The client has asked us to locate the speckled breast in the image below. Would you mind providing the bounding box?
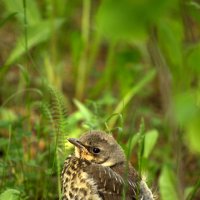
[61,156,101,200]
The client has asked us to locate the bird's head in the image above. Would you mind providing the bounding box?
[68,131,126,167]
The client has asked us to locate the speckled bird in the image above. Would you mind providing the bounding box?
[61,130,154,200]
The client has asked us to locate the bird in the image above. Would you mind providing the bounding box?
[61,130,154,200]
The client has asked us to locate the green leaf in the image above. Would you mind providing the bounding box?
[2,0,41,25]
[0,12,18,27]
[73,99,93,122]
[17,64,30,85]
[5,19,64,65]
[185,186,195,200]
[187,45,200,74]
[0,108,17,122]
[173,91,198,125]
[108,69,156,129]
[186,115,200,154]
[186,179,200,200]
[96,0,146,41]
[96,0,177,41]
[158,19,183,68]
[143,129,159,158]
[173,91,200,153]
[0,189,21,200]
[125,132,141,157]
[159,166,179,200]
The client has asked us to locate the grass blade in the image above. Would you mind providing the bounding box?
[108,69,156,129]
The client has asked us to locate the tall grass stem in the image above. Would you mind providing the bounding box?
[75,0,91,100]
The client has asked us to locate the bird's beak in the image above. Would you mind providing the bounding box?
[68,138,93,160]
[67,138,86,150]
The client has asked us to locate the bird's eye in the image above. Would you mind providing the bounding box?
[92,147,100,154]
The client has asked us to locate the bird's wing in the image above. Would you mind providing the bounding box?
[84,164,139,200]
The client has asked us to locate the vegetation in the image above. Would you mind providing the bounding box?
[0,0,200,199]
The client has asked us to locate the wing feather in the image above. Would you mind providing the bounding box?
[84,163,139,200]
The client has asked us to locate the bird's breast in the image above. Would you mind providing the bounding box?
[61,156,101,200]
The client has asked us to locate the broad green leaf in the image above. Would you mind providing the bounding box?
[67,111,85,126]
[186,115,200,154]
[173,91,200,153]
[0,108,17,122]
[73,99,93,121]
[96,0,146,41]
[187,45,200,74]
[2,0,41,25]
[143,129,159,158]
[173,91,198,125]
[158,19,183,68]
[159,166,179,200]
[96,0,177,41]
[5,19,64,65]
[0,189,21,200]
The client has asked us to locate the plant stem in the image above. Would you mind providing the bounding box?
[75,0,91,100]
[91,41,116,97]
[0,125,12,188]
[56,149,62,200]
[50,0,60,89]
[82,0,90,45]
[22,0,28,53]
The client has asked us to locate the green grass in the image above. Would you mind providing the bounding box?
[0,0,200,199]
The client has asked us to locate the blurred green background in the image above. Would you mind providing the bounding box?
[0,0,200,199]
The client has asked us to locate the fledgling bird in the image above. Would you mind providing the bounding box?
[61,130,154,200]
